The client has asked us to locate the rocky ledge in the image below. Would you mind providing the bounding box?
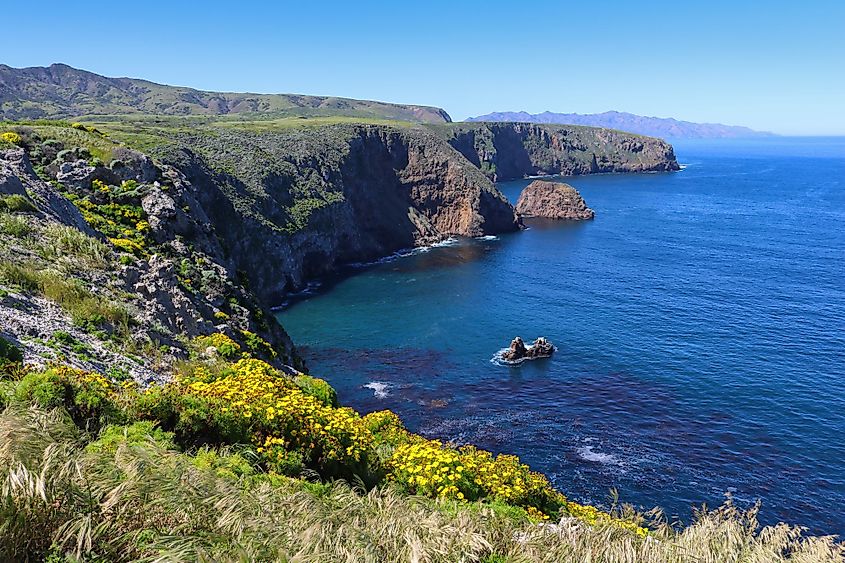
[515,180,595,220]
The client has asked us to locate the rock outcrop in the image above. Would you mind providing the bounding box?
[432,122,680,181]
[501,337,555,363]
[0,140,298,378]
[515,180,594,220]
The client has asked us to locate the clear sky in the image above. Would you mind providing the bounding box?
[4,0,844,134]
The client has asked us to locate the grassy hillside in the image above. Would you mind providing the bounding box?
[0,64,452,124]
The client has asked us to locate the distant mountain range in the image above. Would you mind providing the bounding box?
[466,111,774,139]
[0,63,452,123]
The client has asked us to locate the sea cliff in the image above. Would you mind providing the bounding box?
[433,122,680,181]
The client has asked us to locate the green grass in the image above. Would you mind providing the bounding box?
[38,223,111,269]
[0,261,128,331]
[0,212,32,237]
[0,194,37,213]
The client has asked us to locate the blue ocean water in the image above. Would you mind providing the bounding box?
[276,137,845,534]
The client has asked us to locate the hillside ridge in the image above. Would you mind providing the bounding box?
[0,63,452,123]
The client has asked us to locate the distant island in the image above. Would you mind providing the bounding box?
[466,110,775,139]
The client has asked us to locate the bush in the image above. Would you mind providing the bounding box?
[0,335,24,364]
[239,329,277,359]
[0,194,37,213]
[14,366,126,429]
[86,420,176,454]
[193,333,241,359]
[294,373,338,407]
[0,213,32,237]
[0,131,22,146]
[192,447,258,479]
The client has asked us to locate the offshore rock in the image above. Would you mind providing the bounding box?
[515,180,595,220]
[501,336,555,363]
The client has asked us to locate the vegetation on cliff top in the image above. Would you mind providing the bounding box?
[1,338,841,562]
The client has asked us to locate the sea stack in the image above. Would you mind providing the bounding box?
[501,337,555,362]
[515,180,595,220]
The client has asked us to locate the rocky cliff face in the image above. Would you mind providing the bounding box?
[151,124,520,304]
[0,122,520,376]
[432,122,680,181]
[0,141,298,379]
[516,180,594,220]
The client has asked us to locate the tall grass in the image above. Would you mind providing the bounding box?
[0,406,841,563]
[0,261,128,331]
[39,223,111,269]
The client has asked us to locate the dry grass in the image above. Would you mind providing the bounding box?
[0,406,841,563]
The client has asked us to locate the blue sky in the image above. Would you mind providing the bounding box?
[5,0,844,134]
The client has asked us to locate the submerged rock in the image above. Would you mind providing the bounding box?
[515,180,595,220]
[501,336,555,363]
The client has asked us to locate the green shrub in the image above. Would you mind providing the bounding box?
[193,333,241,360]
[86,421,175,454]
[0,335,24,364]
[192,447,258,479]
[132,384,253,448]
[14,370,66,409]
[265,448,304,476]
[0,194,37,213]
[14,366,124,429]
[239,329,276,359]
[294,373,338,407]
[0,213,32,237]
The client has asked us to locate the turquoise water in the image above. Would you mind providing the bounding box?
[277,137,845,534]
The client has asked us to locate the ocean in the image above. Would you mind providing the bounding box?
[276,136,845,534]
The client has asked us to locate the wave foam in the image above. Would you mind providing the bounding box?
[363,381,390,399]
[577,445,623,466]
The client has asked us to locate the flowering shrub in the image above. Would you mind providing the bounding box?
[66,191,149,253]
[14,364,132,428]
[109,237,144,255]
[1,131,22,146]
[184,357,374,476]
